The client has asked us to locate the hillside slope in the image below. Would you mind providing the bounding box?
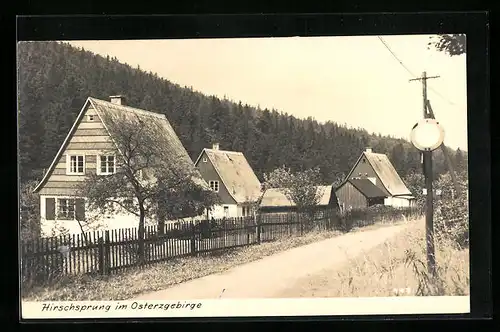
[17,41,464,185]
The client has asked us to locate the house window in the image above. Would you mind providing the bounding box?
[202,157,208,163]
[98,155,116,175]
[88,115,95,121]
[57,198,75,220]
[209,180,219,192]
[67,155,85,174]
[224,206,229,218]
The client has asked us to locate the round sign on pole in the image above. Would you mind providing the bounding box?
[410,118,445,152]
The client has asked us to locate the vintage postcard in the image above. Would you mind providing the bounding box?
[18,34,470,319]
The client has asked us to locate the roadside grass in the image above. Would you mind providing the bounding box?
[22,228,344,301]
[297,218,469,298]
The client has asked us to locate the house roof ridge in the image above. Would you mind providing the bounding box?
[266,184,331,191]
[206,149,243,155]
[363,151,385,156]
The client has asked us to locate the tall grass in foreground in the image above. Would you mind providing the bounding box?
[332,219,469,297]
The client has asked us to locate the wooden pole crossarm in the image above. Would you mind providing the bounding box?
[409,75,440,82]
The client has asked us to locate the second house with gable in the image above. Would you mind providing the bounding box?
[194,143,262,219]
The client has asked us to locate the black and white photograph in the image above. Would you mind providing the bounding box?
[18,32,472,318]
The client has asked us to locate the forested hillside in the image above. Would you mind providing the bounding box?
[17,41,467,186]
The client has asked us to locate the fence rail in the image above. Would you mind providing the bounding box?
[20,207,421,287]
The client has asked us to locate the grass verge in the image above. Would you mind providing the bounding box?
[23,228,349,301]
[284,218,469,297]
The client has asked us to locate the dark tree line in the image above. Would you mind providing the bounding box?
[17,41,467,187]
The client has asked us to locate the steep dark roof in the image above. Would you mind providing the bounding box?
[34,97,207,192]
[348,178,387,198]
[342,151,412,196]
[362,152,412,196]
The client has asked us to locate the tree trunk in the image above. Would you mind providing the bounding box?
[137,204,146,263]
[155,201,166,236]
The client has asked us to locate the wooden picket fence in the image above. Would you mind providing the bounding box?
[20,210,339,286]
[20,206,421,287]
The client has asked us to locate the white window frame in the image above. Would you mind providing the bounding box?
[66,154,85,175]
[202,157,208,163]
[88,114,95,121]
[97,154,116,175]
[56,197,76,220]
[209,180,219,192]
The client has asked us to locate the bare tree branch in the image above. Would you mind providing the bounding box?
[106,199,141,216]
[77,109,219,262]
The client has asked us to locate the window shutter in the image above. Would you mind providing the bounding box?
[46,198,56,220]
[75,199,86,221]
[66,155,70,174]
[96,155,100,174]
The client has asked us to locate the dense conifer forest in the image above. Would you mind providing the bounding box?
[17,41,468,186]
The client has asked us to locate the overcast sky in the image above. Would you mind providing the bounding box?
[67,35,468,150]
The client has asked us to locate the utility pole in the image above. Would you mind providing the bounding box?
[410,71,439,278]
[425,99,461,196]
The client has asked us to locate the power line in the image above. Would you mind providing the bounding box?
[427,85,457,106]
[377,36,417,77]
[377,36,458,107]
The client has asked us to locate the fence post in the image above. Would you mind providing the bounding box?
[330,209,334,230]
[247,223,250,245]
[105,230,111,274]
[299,213,303,236]
[98,236,105,275]
[223,219,227,248]
[256,215,261,244]
[190,221,197,256]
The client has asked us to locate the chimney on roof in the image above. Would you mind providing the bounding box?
[110,95,126,105]
[212,143,220,150]
[365,147,372,153]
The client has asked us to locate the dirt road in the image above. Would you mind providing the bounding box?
[134,221,413,300]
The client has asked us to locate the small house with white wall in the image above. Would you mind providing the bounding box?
[33,95,207,237]
[338,148,416,208]
[194,144,262,219]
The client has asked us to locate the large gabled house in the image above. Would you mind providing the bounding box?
[33,95,208,237]
[336,148,416,209]
[194,144,262,219]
